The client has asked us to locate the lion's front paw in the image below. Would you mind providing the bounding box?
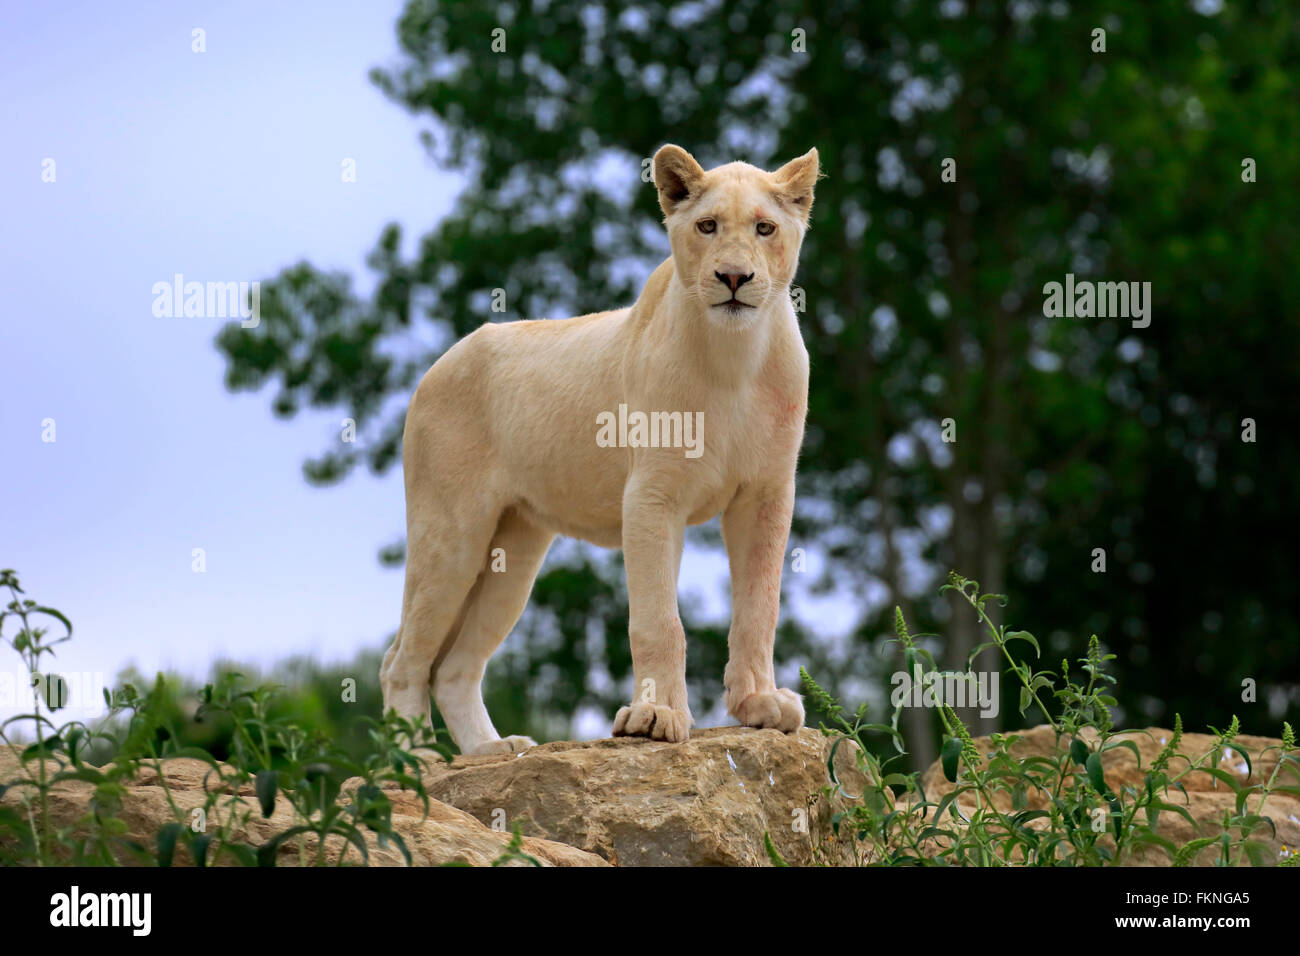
[731,688,804,733]
[612,702,691,742]
[465,735,537,756]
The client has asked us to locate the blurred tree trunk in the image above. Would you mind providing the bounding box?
[878,474,936,772]
[974,296,1011,737]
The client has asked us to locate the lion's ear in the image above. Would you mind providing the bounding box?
[773,148,821,222]
[653,145,706,217]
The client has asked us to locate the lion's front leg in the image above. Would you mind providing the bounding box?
[721,479,804,733]
[612,481,693,742]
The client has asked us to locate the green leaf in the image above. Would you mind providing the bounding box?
[965,642,999,669]
[825,737,854,797]
[387,830,413,866]
[1130,830,1179,861]
[763,831,788,867]
[341,825,370,865]
[1012,809,1050,826]
[857,723,907,754]
[256,825,313,867]
[931,790,959,823]
[1242,840,1271,867]
[192,833,213,868]
[941,737,963,783]
[157,823,182,868]
[255,770,278,818]
[223,843,258,867]
[1173,836,1218,866]
[1004,630,1041,657]
[20,734,63,761]
[1085,752,1109,795]
[1070,738,1090,767]
[1150,800,1197,830]
[1102,739,1143,766]
[1196,767,1243,793]
[1237,814,1275,840]
[33,605,72,635]
[1223,743,1253,779]
[53,766,105,786]
[1235,784,1257,816]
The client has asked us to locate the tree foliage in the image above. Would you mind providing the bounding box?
[217,0,1300,756]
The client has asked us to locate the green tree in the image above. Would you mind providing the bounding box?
[218,0,1300,764]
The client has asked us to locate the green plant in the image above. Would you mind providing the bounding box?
[0,569,480,867]
[804,572,1300,866]
[0,566,153,865]
[169,671,455,867]
[488,822,543,868]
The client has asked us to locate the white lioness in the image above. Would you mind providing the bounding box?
[380,144,818,754]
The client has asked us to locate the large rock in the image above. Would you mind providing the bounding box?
[0,748,606,867]
[918,725,1300,866]
[403,726,863,866]
[14,723,1285,867]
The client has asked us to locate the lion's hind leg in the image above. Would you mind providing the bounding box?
[433,508,553,755]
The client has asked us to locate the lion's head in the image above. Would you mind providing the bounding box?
[652,144,820,324]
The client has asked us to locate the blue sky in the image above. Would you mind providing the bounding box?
[1,0,862,731]
[1,0,459,719]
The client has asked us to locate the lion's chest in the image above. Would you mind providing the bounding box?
[678,383,805,524]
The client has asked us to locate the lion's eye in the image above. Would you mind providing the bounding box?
[696,219,716,234]
[756,221,776,237]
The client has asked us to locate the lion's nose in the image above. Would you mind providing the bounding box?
[715,270,754,293]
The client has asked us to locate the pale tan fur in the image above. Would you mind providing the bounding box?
[380,145,819,754]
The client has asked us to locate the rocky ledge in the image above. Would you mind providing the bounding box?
[5,724,1295,866]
